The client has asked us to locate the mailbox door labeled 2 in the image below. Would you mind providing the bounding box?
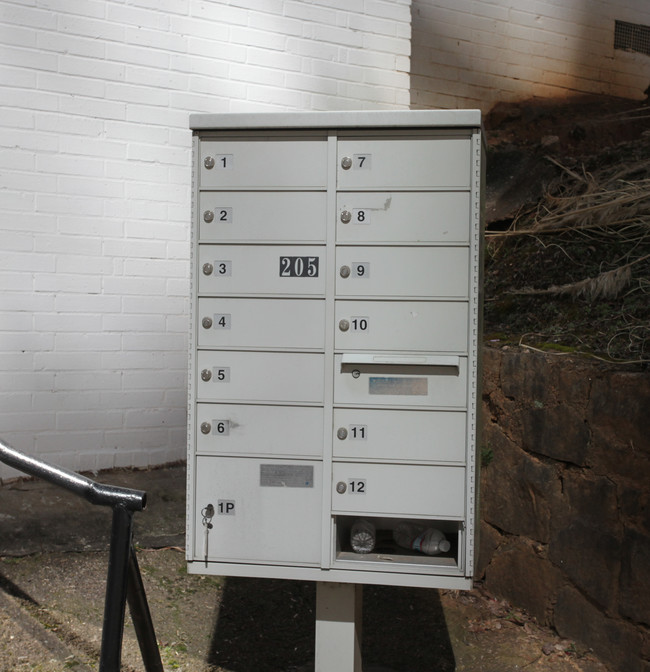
[195,456,322,565]
[331,462,465,519]
[199,245,325,296]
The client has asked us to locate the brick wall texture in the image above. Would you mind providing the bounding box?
[0,0,411,478]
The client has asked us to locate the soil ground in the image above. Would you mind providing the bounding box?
[0,464,609,672]
[484,95,650,365]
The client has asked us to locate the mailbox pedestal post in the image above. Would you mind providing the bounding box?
[315,582,363,672]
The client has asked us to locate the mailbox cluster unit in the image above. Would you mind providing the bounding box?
[187,110,483,590]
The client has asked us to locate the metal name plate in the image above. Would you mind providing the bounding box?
[368,376,428,396]
[260,464,314,488]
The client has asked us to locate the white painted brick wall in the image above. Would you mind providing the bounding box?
[411,0,650,111]
[0,0,411,480]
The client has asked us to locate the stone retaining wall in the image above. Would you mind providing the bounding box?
[479,347,650,672]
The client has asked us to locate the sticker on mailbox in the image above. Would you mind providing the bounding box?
[369,377,428,396]
[217,500,236,515]
[279,256,319,278]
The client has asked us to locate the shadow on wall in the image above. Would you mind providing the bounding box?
[409,0,640,111]
[207,578,455,671]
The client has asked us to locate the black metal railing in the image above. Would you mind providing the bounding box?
[0,438,163,672]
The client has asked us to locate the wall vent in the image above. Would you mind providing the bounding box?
[614,20,650,56]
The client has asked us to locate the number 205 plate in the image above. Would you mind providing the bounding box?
[279,256,319,278]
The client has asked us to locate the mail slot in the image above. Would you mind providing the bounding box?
[194,456,322,565]
[337,136,471,189]
[199,191,326,242]
[197,351,324,404]
[334,300,468,352]
[335,247,469,298]
[332,408,466,463]
[334,353,467,408]
[199,245,326,296]
[200,138,327,189]
[331,462,465,518]
[198,298,325,350]
[196,403,324,458]
[336,192,470,244]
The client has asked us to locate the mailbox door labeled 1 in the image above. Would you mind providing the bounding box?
[195,456,322,565]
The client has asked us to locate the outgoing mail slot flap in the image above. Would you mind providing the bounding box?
[337,136,471,190]
[335,247,469,298]
[334,353,467,408]
[200,138,327,189]
[199,191,326,243]
[331,462,466,518]
[198,298,325,350]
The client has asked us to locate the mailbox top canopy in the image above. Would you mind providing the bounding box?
[190,109,482,131]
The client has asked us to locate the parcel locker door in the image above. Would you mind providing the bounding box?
[331,462,466,518]
[194,456,322,565]
[200,138,327,189]
[197,351,324,404]
[199,245,326,296]
[337,137,471,189]
[334,300,468,353]
[334,354,467,408]
[335,247,469,298]
[333,408,466,464]
[336,192,470,244]
[199,191,326,243]
[196,404,324,458]
[198,298,325,350]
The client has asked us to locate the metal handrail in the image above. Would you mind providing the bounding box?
[0,438,163,672]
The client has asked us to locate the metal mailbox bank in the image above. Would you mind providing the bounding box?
[187,109,483,668]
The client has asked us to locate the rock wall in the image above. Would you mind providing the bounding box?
[479,347,650,672]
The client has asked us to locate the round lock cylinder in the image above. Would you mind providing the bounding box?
[340,265,351,278]
[352,370,361,379]
[336,481,347,494]
[341,156,352,170]
[203,210,214,223]
[337,427,348,440]
[200,369,212,382]
[204,156,215,169]
[339,319,350,332]
[200,422,211,435]
[202,317,213,329]
[202,263,214,275]
[340,210,352,223]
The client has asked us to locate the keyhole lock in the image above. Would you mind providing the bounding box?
[352,370,361,379]
[340,210,352,224]
[204,156,215,169]
[337,427,348,440]
[336,481,347,494]
[200,422,211,434]
[203,210,214,223]
[202,317,213,329]
[340,265,351,278]
[339,319,350,332]
[202,262,214,275]
[341,156,352,170]
[201,369,212,382]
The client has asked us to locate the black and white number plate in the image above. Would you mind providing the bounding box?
[279,256,319,278]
